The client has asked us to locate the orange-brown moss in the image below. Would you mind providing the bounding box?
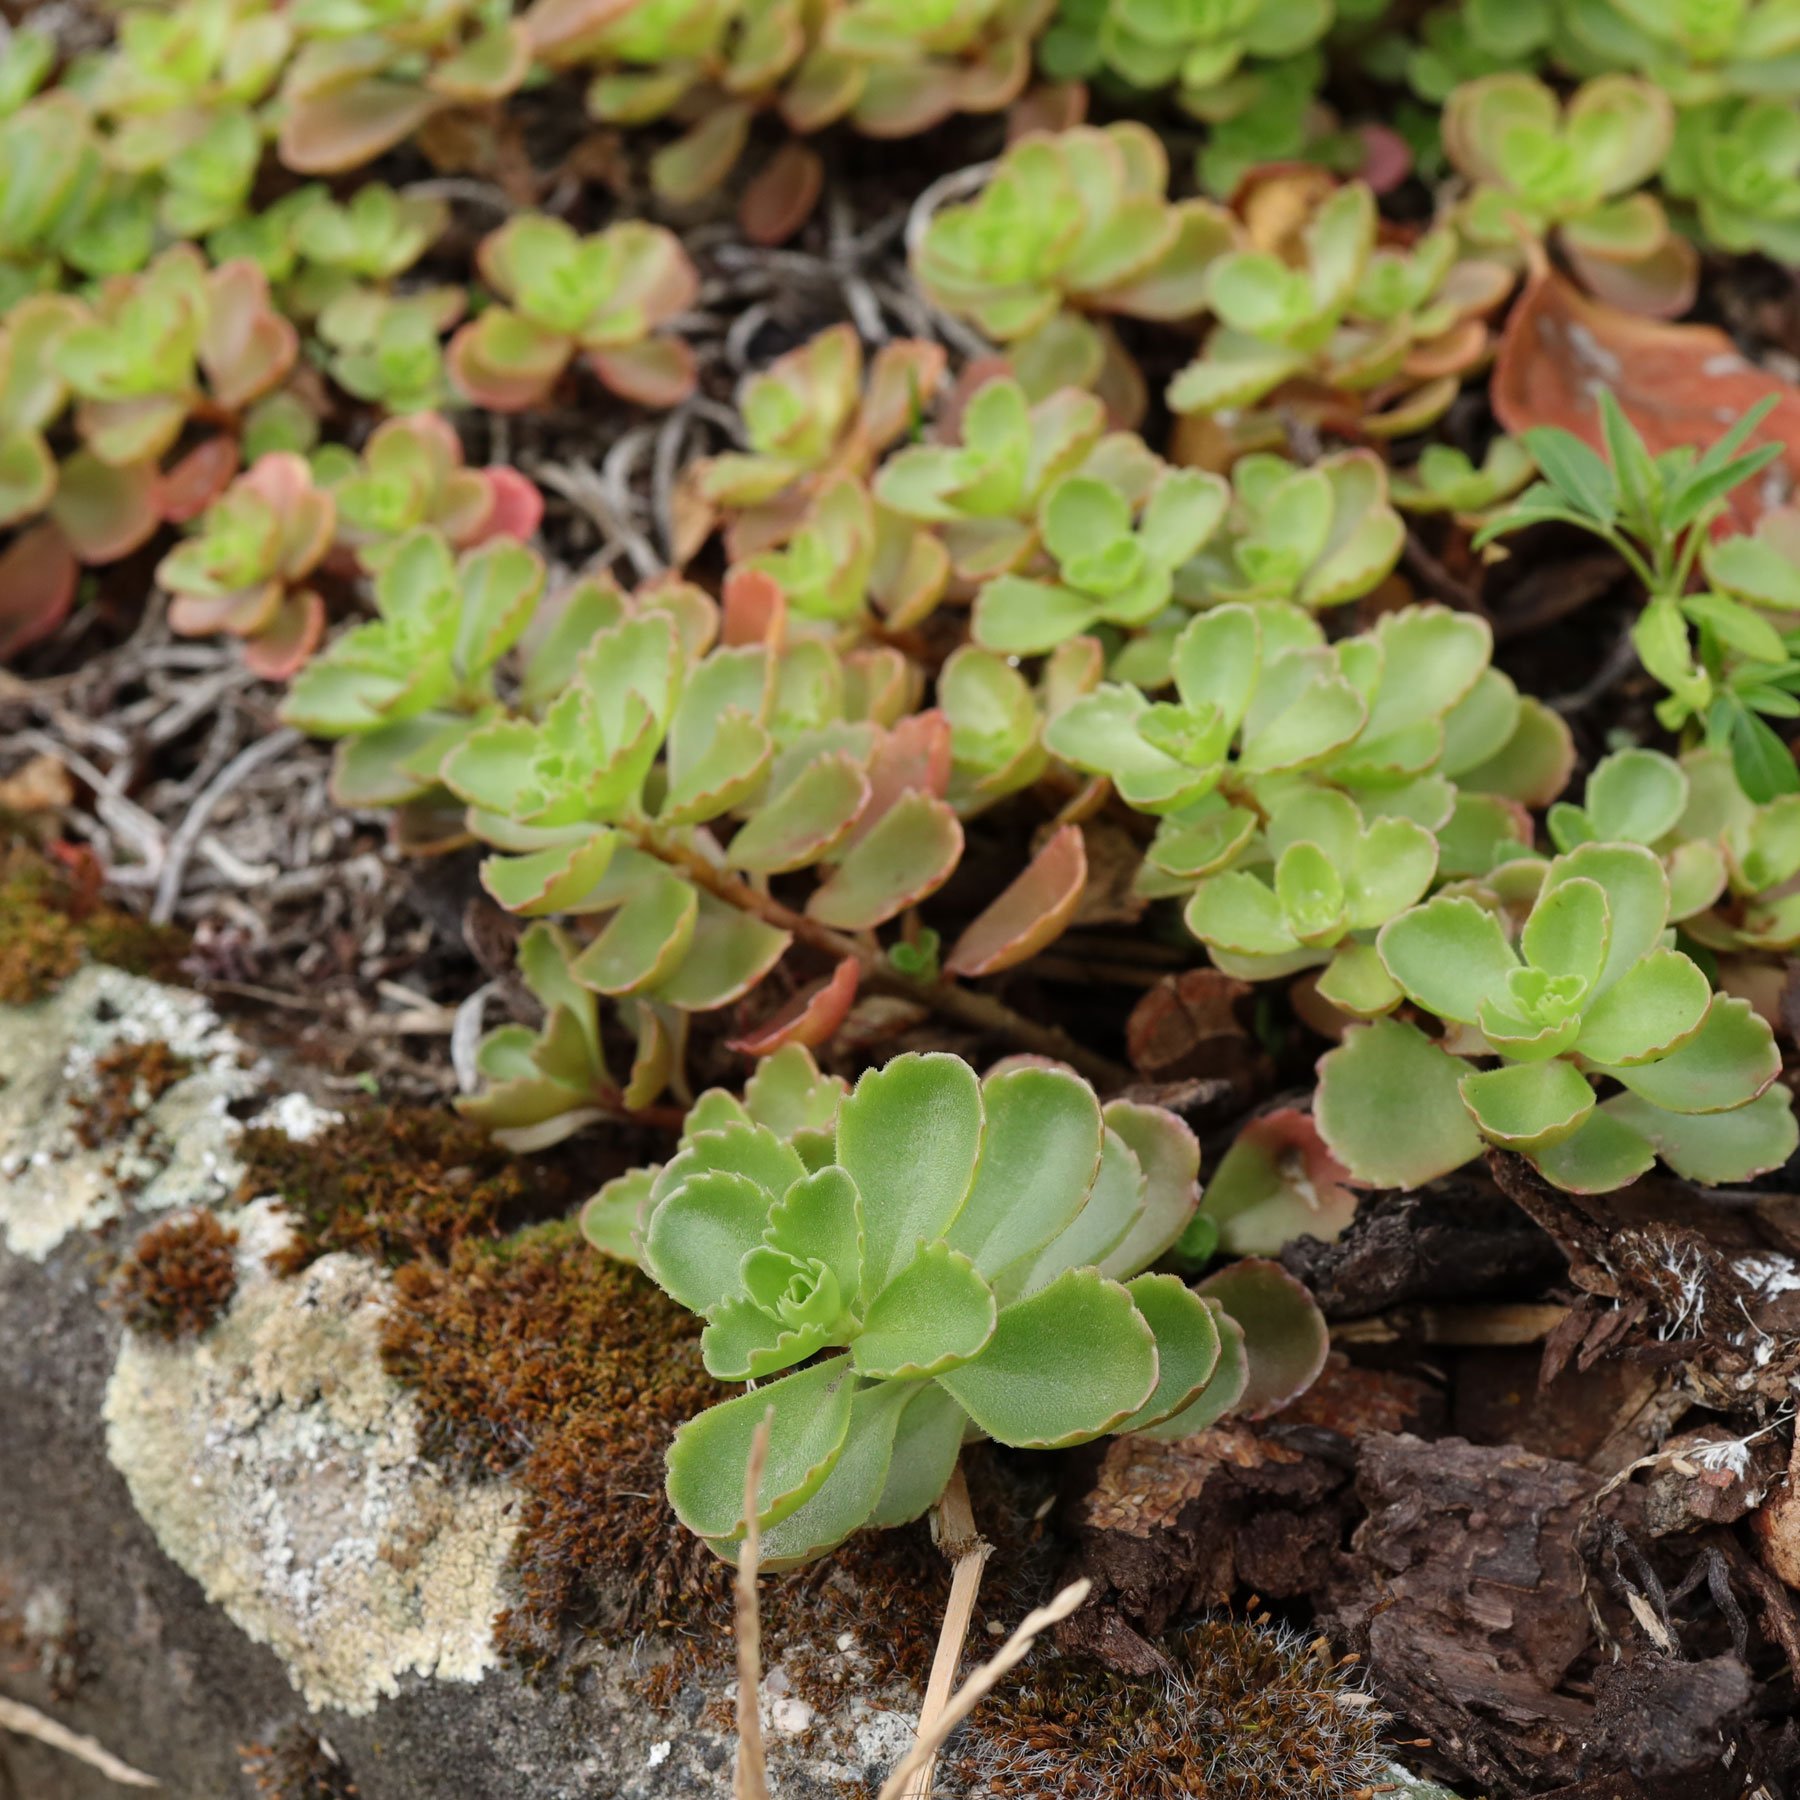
[0,843,185,1005]
[237,1104,574,1275]
[379,1218,730,1663]
[113,1211,239,1339]
[240,1725,359,1798]
[71,1040,194,1149]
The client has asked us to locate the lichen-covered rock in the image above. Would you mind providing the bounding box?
[103,1212,523,1715]
[0,965,255,1259]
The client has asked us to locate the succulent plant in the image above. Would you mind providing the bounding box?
[873,372,1112,582]
[1546,745,1729,923]
[278,0,534,174]
[1560,0,1800,104]
[1317,841,1797,1192]
[1035,0,1334,107]
[279,528,546,806]
[156,451,336,677]
[448,215,699,410]
[1443,73,1696,317]
[458,917,689,1148]
[1678,748,1800,953]
[56,248,299,470]
[1398,0,1556,107]
[681,325,946,561]
[1390,437,1535,515]
[970,465,1229,656]
[312,412,542,570]
[316,286,465,413]
[0,94,150,307]
[1661,98,1800,265]
[583,1048,1327,1565]
[1166,178,1515,438]
[911,123,1236,380]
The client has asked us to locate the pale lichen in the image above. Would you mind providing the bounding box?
[103,1227,523,1715]
[0,965,255,1259]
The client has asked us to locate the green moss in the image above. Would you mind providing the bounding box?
[113,1210,238,1339]
[238,1104,573,1275]
[379,1219,730,1664]
[0,844,185,1005]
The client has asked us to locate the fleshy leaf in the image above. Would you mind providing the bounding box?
[946,1065,1103,1277]
[945,824,1086,977]
[1194,1259,1329,1419]
[852,1241,997,1378]
[580,1167,654,1261]
[1602,1087,1798,1185]
[1595,995,1780,1114]
[665,1354,857,1541]
[1376,896,1517,1024]
[1460,1058,1595,1150]
[1315,1018,1483,1188]
[937,1267,1157,1449]
[837,1053,984,1300]
[807,790,963,929]
[1117,1273,1222,1432]
[1571,948,1709,1067]
[643,1169,774,1315]
[867,1383,970,1528]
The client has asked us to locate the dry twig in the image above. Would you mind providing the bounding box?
[0,1696,160,1788]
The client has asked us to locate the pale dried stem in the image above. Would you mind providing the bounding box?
[733,1409,775,1800]
[877,1573,1092,1800]
[0,1697,160,1788]
[898,1463,991,1800]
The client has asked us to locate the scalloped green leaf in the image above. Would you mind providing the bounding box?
[867,1383,970,1528]
[838,1053,984,1301]
[643,1169,773,1315]
[1595,994,1781,1114]
[1117,1273,1222,1431]
[1572,947,1710,1067]
[1603,1086,1798,1185]
[1460,1058,1595,1150]
[1377,895,1517,1024]
[665,1354,857,1542]
[852,1241,997,1379]
[570,871,699,995]
[946,1064,1104,1277]
[937,1266,1158,1449]
[1315,1018,1483,1188]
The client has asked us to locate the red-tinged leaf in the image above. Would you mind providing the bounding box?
[1194,1257,1330,1420]
[586,336,697,409]
[278,79,442,174]
[50,454,162,564]
[1354,124,1412,195]
[0,523,78,662]
[945,823,1086,978]
[469,467,543,545]
[1203,1107,1358,1257]
[157,437,240,523]
[851,709,951,844]
[721,565,786,648]
[728,957,860,1056]
[242,589,327,681]
[808,790,963,930]
[522,0,638,55]
[740,141,823,248]
[1494,258,1800,531]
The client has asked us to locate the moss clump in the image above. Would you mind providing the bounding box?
[238,1104,573,1275]
[240,1725,359,1798]
[0,844,185,1005]
[957,1614,1392,1798]
[114,1211,239,1339]
[380,1219,729,1663]
[71,1039,195,1149]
